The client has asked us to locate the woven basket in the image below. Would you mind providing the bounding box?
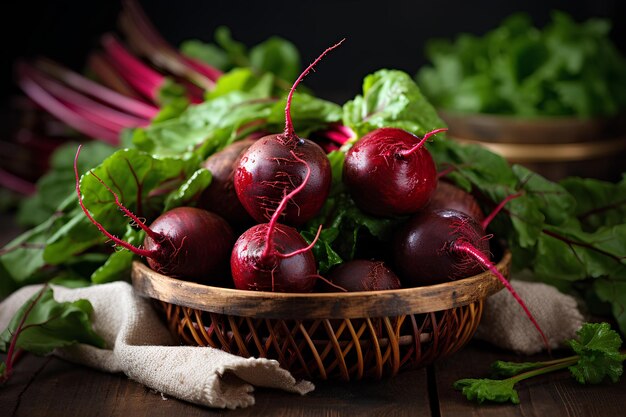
[131,251,510,381]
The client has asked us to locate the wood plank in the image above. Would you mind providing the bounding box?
[434,341,626,417]
[3,354,432,416]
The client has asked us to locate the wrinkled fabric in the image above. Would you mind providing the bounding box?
[0,282,314,409]
[476,279,584,354]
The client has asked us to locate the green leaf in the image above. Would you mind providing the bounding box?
[567,322,625,384]
[163,168,212,211]
[90,227,144,284]
[453,378,520,404]
[593,280,626,336]
[343,70,445,139]
[0,216,56,292]
[268,93,343,136]
[561,176,626,231]
[301,227,343,274]
[134,91,274,157]
[416,11,626,117]
[180,39,231,71]
[214,26,249,68]
[207,68,275,99]
[249,36,300,83]
[16,141,116,228]
[0,288,105,356]
[491,360,546,377]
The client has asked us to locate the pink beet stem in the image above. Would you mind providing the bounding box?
[17,64,120,144]
[27,67,149,129]
[74,145,156,257]
[261,151,312,261]
[277,224,323,259]
[180,55,223,82]
[324,130,351,145]
[35,58,158,119]
[0,167,36,195]
[101,34,164,101]
[481,192,523,230]
[309,274,348,292]
[397,128,448,158]
[88,53,145,100]
[86,169,160,240]
[453,240,551,352]
[284,39,345,138]
[119,0,215,89]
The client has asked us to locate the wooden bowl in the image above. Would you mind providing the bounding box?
[440,111,626,181]
[131,251,510,381]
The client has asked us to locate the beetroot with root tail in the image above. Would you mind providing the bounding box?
[143,207,234,281]
[231,151,323,293]
[74,146,234,283]
[234,41,344,225]
[231,223,317,292]
[342,127,446,217]
[393,208,550,351]
[322,260,402,292]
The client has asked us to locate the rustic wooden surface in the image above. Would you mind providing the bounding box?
[131,252,508,319]
[2,341,625,416]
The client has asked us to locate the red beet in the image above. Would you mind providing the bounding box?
[231,223,317,292]
[74,146,234,282]
[323,260,401,292]
[343,127,446,217]
[231,151,321,292]
[198,138,256,225]
[143,207,234,280]
[427,180,485,224]
[393,209,489,286]
[234,41,344,225]
[393,208,549,349]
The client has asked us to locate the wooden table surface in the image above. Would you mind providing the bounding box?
[2,340,625,417]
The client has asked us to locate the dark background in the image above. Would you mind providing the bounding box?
[3,0,625,103]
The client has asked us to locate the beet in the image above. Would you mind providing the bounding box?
[198,138,255,225]
[235,137,330,225]
[75,146,234,283]
[427,180,485,224]
[343,127,446,217]
[234,41,344,225]
[230,223,317,292]
[393,209,489,287]
[143,207,234,281]
[393,208,550,349]
[323,260,401,292]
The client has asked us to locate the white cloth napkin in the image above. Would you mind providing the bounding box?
[475,279,584,354]
[0,282,314,409]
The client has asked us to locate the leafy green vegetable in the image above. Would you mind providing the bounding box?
[455,322,626,405]
[417,11,626,117]
[343,69,443,138]
[454,378,520,404]
[561,176,626,230]
[1,286,104,383]
[490,360,546,377]
[181,27,300,83]
[17,141,116,228]
[568,322,625,384]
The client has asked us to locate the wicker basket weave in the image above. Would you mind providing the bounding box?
[131,251,510,381]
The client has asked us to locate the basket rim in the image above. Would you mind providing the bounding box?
[131,250,510,319]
